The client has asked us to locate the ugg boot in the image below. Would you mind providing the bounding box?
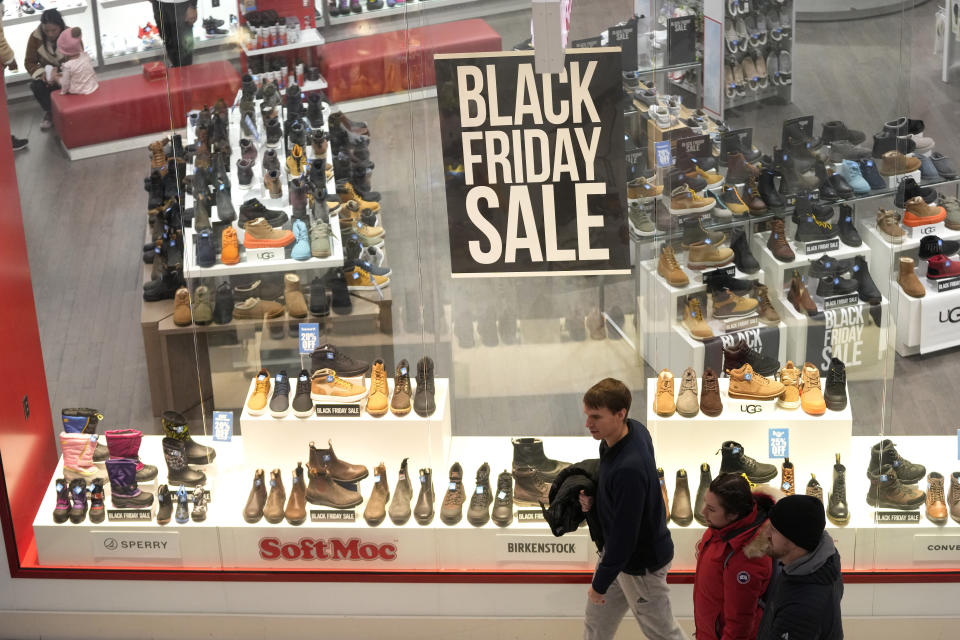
[897,257,926,298]
[284,274,308,319]
[161,437,207,487]
[306,464,363,508]
[60,432,103,481]
[285,462,307,526]
[105,458,154,508]
[388,458,413,525]
[263,468,286,524]
[308,440,368,482]
[363,462,390,526]
[161,410,216,465]
[828,454,849,525]
[719,440,777,483]
[467,462,492,527]
[244,469,267,523]
[61,408,109,463]
[414,468,435,525]
[694,463,712,526]
[671,469,693,526]
[510,437,571,481]
[105,429,158,482]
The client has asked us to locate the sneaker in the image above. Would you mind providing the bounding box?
[876,209,906,243]
[269,370,291,418]
[11,135,28,151]
[310,368,368,403]
[712,288,758,318]
[839,160,871,194]
[290,219,311,260]
[310,221,332,258]
[816,275,858,297]
[627,176,662,199]
[246,368,271,416]
[291,369,313,418]
[628,202,656,236]
[687,241,734,270]
[727,363,784,400]
[667,185,715,215]
[778,361,801,409]
[926,254,960,279]
[682,298,714,340]
[800,362,826,415]
[243,218,294,248]
[858,157,887,189]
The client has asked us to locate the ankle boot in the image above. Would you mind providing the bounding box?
[414,356,436,417]
[105,429,158,482]
[68,479,88,524]
[363,462,390,526]
[766,218,796,262]
[88,478,105,523]
[244,469,267,523]
[440,463,466,525]
[61,408,109,463]
[307,94,325,128]
[788,271,818,316]
[671,469,693,526]
[162,410,216,464]
[285,462,307,525]
[868,439,926,483]
[255,468,283,524]
[289,178,308,219]
[52,478,71,523]
[467,462,493,527]
[658,468,670,520]
[308,440,368,482]
[492,471,514,527]
[388,458,413,525]
[758,169,786,211]
[897,257,926,298]
[730,228,759,274]
[162,438,207,487]
[719,440,777,483]
[511,437,571,481]
[828,454,849,525]
[726,151,759,182]
[105,458,154,508]
[60,432,102,481]
[414,468,435,525]
[806,474,823,502]
[512,466,550,506]
[156,484,173,524]
[867,464,925,509]
[306,464,363,508]
[694,463,712,526]
[780,458,796,495]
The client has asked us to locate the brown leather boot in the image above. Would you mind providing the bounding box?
[671,469,693,526]
[363,462,390,526]
[309,440,368,482]
[866,464,925,510]
[699,368,723,417]
[263,468,286,524]
[414,467,435,525]
[781,458,796,495]
[440,462,466,524]
[755,284,780,324]
[243,469,267,523]
[788,271,818,315]
[284,462,307,525]
[388,458,413,525]
[657,244,689,287]
[926,472,947,525]
[744,176,768,214]
[512,466,550,506]
[726,151,760,182]
[897,257,926,298]
[306,464,363,508]
[767,218,796,262]
[658,468,670,520]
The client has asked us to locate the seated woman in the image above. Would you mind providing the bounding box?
[24,9,67,131]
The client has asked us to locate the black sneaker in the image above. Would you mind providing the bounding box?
[852,256,882,304]
[239,198,288,226]
[858,157,887,189]
[309,277,329,316]
[730,228,759,274]
[269,370,291,418]
[310,344,369,378]
[824,358,847,411]
[808,254,852,278]
[213,282,234,324]
[894,177,938,208]
[703,269,754,295]
[795,213,839,243]
[291,369,313,418]
[816,275,858,297]
[837,205,862,247]
[329,270,352,315]
[919,235,960,260]
[11,135,28,151]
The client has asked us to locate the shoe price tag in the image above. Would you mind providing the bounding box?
[768,428,789,459]
[475,486,484,495]
[298,323,319,355]
[802,239,840,255]
[448,482,458,491]
[823,293,860,310]
[212,411,233,442]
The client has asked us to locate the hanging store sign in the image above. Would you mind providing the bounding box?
[804,302,883,372]
[434,50,629,277]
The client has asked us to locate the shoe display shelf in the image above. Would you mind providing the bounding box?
[239,26,324,56]
[631,85,724,169]
[33,434,226,567]
[636,255,788,377]
[322,0,479,26]
[1,1,96,84]
[180,99,343,279]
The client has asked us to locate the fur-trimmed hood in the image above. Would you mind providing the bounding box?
[742,484,784,558]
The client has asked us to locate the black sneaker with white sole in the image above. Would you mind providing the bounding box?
[269,370,291,418]
[291,369,314,418]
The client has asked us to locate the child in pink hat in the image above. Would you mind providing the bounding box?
[57,27,98,95]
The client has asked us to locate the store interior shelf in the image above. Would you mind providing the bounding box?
[301,76,328,92]
[325,0,480,26]
[3,2,86,25]
[241,29,323,56]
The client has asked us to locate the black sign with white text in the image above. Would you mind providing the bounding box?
[667,15,697,64]
[434,50,628,276]
[608,18,637,71]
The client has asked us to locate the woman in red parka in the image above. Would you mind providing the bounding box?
[694,473,781,640]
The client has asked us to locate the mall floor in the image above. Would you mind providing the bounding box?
[7,1,960,447]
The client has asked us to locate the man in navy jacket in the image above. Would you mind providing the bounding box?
[579,378,687,640]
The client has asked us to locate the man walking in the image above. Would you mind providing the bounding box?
[579,378,686,640]
[759,494,844,640]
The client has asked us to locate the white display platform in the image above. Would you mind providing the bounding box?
[892,266,960,356]
[239,376,452,470]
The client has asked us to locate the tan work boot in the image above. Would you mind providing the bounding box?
[755,284,780,324]
[897,257,926,298]
[876,209,905,243]
[338,182,380,214]
[727,363,784,400]
[778,361,801,409]
[682,298,714,340]
[284,274,308,318]
[667,185,715,215]
[390,360,412,417]
[652,369,676,417]
[365,359,389,417]
[658,245,689,287]
[800,362,826,416]
[286,144,306,177]
[246,368,271,416]
[687,241,734,270]
[712,288,758,318]
[627,176,662,199]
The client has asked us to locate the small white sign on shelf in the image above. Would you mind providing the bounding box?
[913,535,960,561]
[91,531,181,559]
[905,220,945,239]
[247,247,287,262]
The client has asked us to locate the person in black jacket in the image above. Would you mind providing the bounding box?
[758,494,844,640]
[579,378,687,640]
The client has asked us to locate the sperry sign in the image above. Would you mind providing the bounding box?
[258,537,397,561]
[92,531,181,559]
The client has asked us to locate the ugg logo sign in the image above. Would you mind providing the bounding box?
[740,404,762,414]
[939,307,960,323]
[258,537,397,561]
[922,227,937,234]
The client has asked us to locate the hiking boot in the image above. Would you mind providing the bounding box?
[727,363,784,400]
[719,440,777,483]
[467,463,493,527]
[778,361,801,409]
[806,475,823,502]
[795,212,839,243]
[161,438,206,487]
[816,275,858,297]
[490,471,514,527]
[712,288,758,319]
[671,470,693,526]
[781,458,795,495]
[363,463,390,526]
[676,367,699,417]
[390,359,412,417]
[867,465,925,510]
[788,271,818,316]
[310,344,369,377]
[693,463,712,526]
[897,257,925,298]
[752,284,779,325]
[878,150,921,176]
[414,356,437,418]
[824,358,847,411]
[310,369,367,403]
[344,264,390,291]
[305,464,363,508]
[338,181,380,213]
[264,169,283,199]
[440,462,466,525]
[627,176,662,199]
[725,151,760,182]
[721,184,749,215]
[927,254,960,279]
[919,235,960,260]
[414,468,435,525]
[365,359,389,417]
[680,217,726,249]
[239,198,288,227]
[653,369,676,416]
[387,458,413,525]
[950,473,960,524]
[868,439,926,484]
[513,466,550,506]
[161,410,216,464]
[743,176,767,214]
[243,218,294,248]
[682,298,713,340]
[657,245,689,287]
[511,437,570,480]
[767,218,795,262]
[926,472,947,525]
[667,185,715,215]
[722,336,780,377]
[700,369,723,417]
[799,362,826,416]
[687,241,734,270]
[263,469,286,524]
[904,196,947,227]
[731,228,759,273]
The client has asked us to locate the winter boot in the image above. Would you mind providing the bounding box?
[191,486,208,522]
[175,486,190,523]
[105,429,158,482]
[828,454,849,525]
[308,440,368,482]
[694,463,712,526]
[161,437,207,487]
[156,484,173,525]
[61,408,108,463]
[440,462,466,525]
[88,478,105,523]
[414,468,436,525]
[161,410,216,465]
[414,356,436,417]
[52,478,70,523]
[60,432,103,481]
[492,471,514,527]
[852,256,881,304]
[781,458,796,495]
[305,464,363,508]
[868,439,926,483]
[68,478,88,524]
[467,462,493,527]
[388,458,413,525]
[719,440,777,483]
[512,466,550,506]
[363,463,390,526]
[243,469,267,523]
[263,468,286,524]
[671,469,693,526]
[510,437,571,481]
[105,458,154,508]
[285,462,307,525]
[866,464,925,510]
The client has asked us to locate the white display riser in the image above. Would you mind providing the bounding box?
[893,269,960,356]
[860,217,960,299]
[751,225,873,290]
[239,376,452,470]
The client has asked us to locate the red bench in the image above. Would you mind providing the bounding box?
[321,18,502,102]
[51,60,242,150]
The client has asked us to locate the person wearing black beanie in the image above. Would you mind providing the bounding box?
[757,495,844,640]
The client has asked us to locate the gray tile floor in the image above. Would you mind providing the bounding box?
[7,0,959,448]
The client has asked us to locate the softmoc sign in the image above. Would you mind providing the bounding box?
[434,49,628,277]
[258,537,397,562]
